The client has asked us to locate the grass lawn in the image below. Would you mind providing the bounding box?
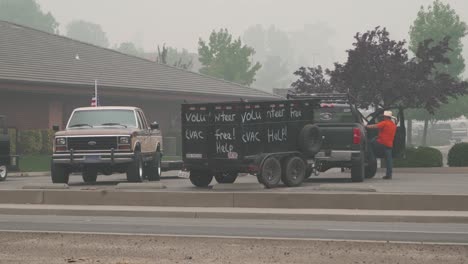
[20,155,50,172]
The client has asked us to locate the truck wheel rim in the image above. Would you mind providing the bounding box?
[0,165,6,178]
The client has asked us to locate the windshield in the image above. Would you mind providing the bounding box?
[67,110,137,129]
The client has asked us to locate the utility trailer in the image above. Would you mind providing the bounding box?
[181,99,322,188]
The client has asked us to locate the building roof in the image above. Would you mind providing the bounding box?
[0,21,278,99]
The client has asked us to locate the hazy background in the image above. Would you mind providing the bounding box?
[36,0,468,88]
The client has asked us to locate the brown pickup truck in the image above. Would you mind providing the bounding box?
[51,106,163,184]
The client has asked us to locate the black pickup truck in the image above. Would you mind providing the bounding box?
[0,115,10,181]
[181,94,406,188]
[290,94,406,182]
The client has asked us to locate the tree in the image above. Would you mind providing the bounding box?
[0,0,58,33]
[243,25,293,91]
[408,0,467,145]
[198,29,261,86]
[254,55,290,91]
[291,66,334,94]
[115,42,142,57]
[327,27,466,112]
[157,44,194,70]
[410,0,467,79]
[66,20,109,48]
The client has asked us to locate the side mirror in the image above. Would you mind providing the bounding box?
[52,125,60,132]
[150,122,159,130]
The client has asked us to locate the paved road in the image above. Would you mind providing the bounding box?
[1,214,468,244]
[3,170,468,194]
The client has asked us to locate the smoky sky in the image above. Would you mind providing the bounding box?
[37,0,468,73]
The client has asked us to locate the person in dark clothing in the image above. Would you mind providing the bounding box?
[366,111,397,179]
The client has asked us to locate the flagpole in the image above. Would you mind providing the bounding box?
[94,79,98,107]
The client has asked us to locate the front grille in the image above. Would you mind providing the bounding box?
[67,137,118,151]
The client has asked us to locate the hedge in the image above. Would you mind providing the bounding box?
[394,146,443,168]
[17,129,53,155]
[448,143,468,167]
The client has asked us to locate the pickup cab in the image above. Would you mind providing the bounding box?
[51,106,163,184]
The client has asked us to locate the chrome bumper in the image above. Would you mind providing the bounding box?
[315,150,361,162]
[52,151,134,165]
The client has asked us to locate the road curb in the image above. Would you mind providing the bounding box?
[0,204,467,223]
[2,190,468,211]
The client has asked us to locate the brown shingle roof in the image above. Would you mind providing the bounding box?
[0,20,278,99]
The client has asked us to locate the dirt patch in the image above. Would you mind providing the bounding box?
[0,232,467,264]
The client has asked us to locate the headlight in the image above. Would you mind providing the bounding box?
[119,136,130,144]
[56,137,66,145]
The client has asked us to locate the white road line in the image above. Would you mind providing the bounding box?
[328,229,468,235]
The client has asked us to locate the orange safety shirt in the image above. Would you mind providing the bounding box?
[376,119,397,148]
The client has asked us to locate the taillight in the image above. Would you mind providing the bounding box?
[353,128,361,144]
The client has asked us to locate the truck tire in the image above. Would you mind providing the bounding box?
[365,153,377,179]
[0,165,7,181]
[127,151,144,182]
[351,158,365,182]
[51,162,69,184]
[214,172,238,184]
[189,170,213,187]
[257,157,282,188]
[82,167,98,183]
[146,151,162,181]
[282,156,306,187]
[298,124,322,157]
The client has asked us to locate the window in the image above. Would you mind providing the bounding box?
[67,110,137,128]
[314,107,355,123]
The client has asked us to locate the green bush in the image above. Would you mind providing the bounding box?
[40,130,54,154]
[18,130,42,155]
[448,143,468,167]
[394,146,443,168]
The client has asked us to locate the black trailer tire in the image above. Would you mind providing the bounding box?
[82,167,98,183]
[0,165,7,181]
[189,170,213,187]
[51,162,69,184]
[126,152,144,182]
[146,151,162,181]
[365,153,378,179]
[257,157,282,188]
[351,158,365,182]
[282,156,307,187]
[215,172,238,184]
[298,124,322,157]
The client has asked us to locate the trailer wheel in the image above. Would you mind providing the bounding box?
[257,157,282,188]
[298,124,322,157]
[214,172,238,184]
[190,170,213,187]
[282,156,307,187]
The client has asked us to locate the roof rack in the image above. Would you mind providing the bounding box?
[286,92,349,101]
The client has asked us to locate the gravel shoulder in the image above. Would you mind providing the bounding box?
[0,232,467,264]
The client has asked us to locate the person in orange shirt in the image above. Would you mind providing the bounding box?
[366,111,397,179]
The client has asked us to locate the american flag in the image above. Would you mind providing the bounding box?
[91,96,98,107]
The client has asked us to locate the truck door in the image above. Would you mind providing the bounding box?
[366,108,406,158]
